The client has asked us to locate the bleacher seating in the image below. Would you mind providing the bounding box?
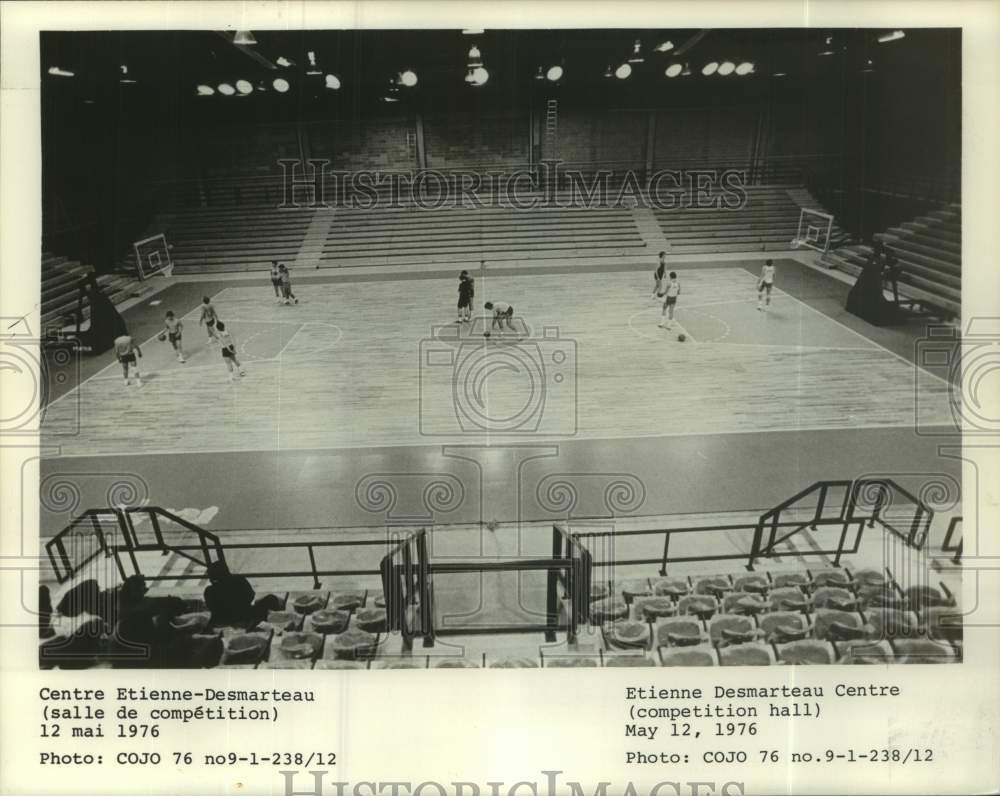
[163,173,818,274]
[651,185,807,254]
[41,252,144,332]
[38,562,961,670]
[822,204,961,319]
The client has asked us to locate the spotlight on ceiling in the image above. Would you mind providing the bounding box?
[655,41,674,53]
[468,45,482,64]
[628,40,644,64]
[604,64,613,78]
[465,68,476,84]
[534,66,545,80]
[665,63,683,78]
[718,61,735,76]
[861,58,876,73]
[217,83,236,96]
[276,56,294,68]
[400,69,418,87]
[702,61,719,76]
[462,29,485,35]
[877,30,905,44]
[47,66,75,77]
[615,63,632,80]
[272,77,290,93]
[681,64,692,76]
[818,36,836,56]
[233,30,257,46]
[735,61,755,76]
[471,66,490,85]
[196,84,215,96]
[305,51,321,76]
[546,65,563,82]
[119,65,136,84]
[325,74,342,90]
[235,79,253,95]
[772,71,787,77]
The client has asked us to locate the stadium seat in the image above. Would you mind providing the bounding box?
[776,640,836,665]
[709,614,758,645]
[652,576,690,597]
[655,617,707,647]
[891,638,957,664]
[659,645,718,667]
[719,643,775,666]
[604,620,652,650]
[678,595,718,620]
[634,596,677,622]
[835,639,894,664]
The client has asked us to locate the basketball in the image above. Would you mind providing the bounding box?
[678,333,686,342]
[157,331,167,342]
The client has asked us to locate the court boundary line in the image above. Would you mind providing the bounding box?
[738,266,953,389]
[39,421,958,460]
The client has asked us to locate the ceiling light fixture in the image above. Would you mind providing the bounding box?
[655,41,674,53]
[665,63,683,78]
[196,84,215,96]
[119,65,136,84]
[325,74,341,90]
[233,30,257,46]
[400,69,418,87]
[628,40,644,64]
[471,66,490,85]
[273,77,290,93]
[306,51,321,76]
[462,29,485,35]
[615,63,632,79]
[546,65,563,82]
[276,56,293,67]
[217,83,236,96]
[735,61,755,75]
[235,79,253,95]
[718,61,735,76]
[47,66,75,77]
[702,61,719,76]
[877,30,905,44]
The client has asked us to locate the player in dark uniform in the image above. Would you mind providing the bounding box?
[113,334,143,387]
[652,251,667,299]
[457,270,475,323]
[269,261,283,302]
[199,297,219,344]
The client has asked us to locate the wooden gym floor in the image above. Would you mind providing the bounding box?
[39,259,960,541]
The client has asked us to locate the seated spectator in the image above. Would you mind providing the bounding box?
[204,560,280,629]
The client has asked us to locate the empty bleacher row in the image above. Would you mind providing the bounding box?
[163,173,813,273]
[822,204,961,318]
[39,561,960,670]
[41,252,144,332]
[651,185,805,255]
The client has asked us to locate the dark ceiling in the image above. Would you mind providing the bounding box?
[40,27,960,118]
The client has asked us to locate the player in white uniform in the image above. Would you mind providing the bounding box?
[658,272,681,329]
[113,334,143,387]
[757,259,776,311]
[484,301,516,337]
[215,321,246,381]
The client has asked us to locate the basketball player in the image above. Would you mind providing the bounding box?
[457,270,475,323]
[757,259,776,311]
[113,333,143,387]
[215,321,246,381]
[658,272,681,329]
[269,261,282,302]
[484,301,517,336]
[199,297,219,343]
[163,310,186,363]
[278,264,298,305]
[652,251,667,299]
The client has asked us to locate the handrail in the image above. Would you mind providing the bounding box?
[941,516,962,564]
